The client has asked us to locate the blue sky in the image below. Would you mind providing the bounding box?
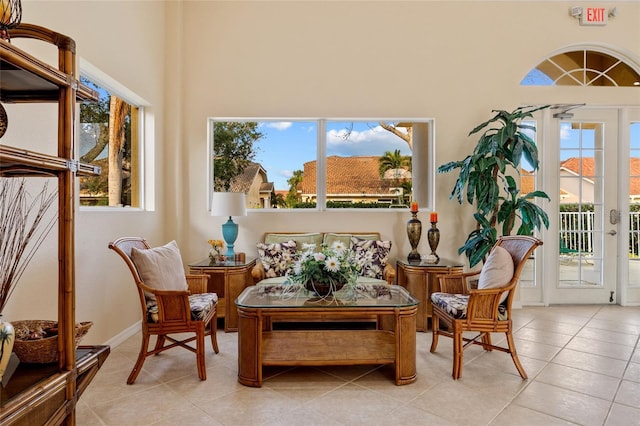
[253,121,410,190]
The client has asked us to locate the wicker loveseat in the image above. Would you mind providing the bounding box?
[251,231,395,285]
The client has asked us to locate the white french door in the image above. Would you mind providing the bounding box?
[623,109,640,306]
[547,109,618,304]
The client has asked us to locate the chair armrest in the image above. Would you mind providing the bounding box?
[466,286,511,321]
[383,263,395,285]
[437,271,480,294]
[251,262,266,283]
[186,274,208,294]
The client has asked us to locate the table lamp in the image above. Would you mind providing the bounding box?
[210,192,247,259]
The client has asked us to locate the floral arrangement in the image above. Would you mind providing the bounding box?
[207,239,224,259]
[286,242,360,292]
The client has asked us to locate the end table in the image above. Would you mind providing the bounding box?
[188,257,256,332]
[395,258,463,331]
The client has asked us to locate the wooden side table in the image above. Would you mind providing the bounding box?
[395,259,464,331]
[188,257,256,332]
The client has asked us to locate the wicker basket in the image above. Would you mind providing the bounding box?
[12,320,93,364]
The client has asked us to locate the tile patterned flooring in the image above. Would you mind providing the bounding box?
[77,305,640,425]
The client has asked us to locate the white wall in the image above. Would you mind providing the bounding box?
[3,1,639,344]
[180,0,639,264]
[3,1,170,344]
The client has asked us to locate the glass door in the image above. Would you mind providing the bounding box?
[624,109,640,305]
[551,109,618,304]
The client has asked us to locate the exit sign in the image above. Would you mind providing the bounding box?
[580,7,608,25]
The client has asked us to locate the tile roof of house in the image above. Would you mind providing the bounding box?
[299,156,401,195]
[560,157,640,196]
[229,162,268,193]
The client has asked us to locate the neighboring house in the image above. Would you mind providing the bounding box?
[298,156,411,205]
[558,157,640,203]
[229,162,275,208]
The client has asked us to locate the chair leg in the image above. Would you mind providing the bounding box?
[210,312,219,354]
[430,313,439,353]
[154,335,166,352]
[128,332,151,384]
[452,326,463,379]
[506,332,528,379]
[481,332,493,351]
[196,327,206,381]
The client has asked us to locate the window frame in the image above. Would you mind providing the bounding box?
[207,117,436,212]
[79,58,150,211]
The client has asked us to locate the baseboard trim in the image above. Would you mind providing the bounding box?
[104,320,141,349]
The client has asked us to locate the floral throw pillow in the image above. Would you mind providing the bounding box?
[256,240,297,278]
[351,237,392,280]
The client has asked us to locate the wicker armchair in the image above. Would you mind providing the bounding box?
[108,237,219,384]
[430,235,542,379]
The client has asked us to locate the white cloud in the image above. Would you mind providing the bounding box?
[326,124,409,157]
[267,122,293,131]
[560,123,572,140]
[278,169,294,178]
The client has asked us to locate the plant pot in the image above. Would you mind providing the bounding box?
[304,281,346,297]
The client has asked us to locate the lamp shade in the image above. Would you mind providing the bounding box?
[210,192,247,217]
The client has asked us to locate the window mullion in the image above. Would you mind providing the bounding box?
[317,119,327,211]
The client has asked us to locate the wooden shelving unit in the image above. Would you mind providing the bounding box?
[0,23,109,425]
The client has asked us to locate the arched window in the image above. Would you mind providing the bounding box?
[522,48,640,87]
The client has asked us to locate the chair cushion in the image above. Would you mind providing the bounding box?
[431,292,508,320]
[256,240,298,278]
[351,237,391,280]
[131,240,188,301]
[478,245,514,302]
[146,292,218,322]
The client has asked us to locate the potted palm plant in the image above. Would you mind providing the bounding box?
[438,105,551,267]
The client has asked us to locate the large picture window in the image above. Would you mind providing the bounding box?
[209,118,434,210]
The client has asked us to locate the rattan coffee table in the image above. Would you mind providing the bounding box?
[235,282,418,387]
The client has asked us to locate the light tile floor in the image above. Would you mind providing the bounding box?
[77,305,640,425]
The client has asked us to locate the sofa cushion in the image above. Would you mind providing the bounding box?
[256,240,298,278]
[351,237,392,280]
[323,233,380,249]
[131,240,188,301]
[264,233,323,251]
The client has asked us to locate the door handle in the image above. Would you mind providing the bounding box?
[607,230,617,236]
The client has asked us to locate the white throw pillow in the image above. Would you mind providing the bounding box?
[131,240,188,300]
[478,245,514,302]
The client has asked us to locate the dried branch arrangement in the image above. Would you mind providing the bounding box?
[0,178,57,313]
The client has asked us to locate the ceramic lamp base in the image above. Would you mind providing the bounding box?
[221,217,238,258]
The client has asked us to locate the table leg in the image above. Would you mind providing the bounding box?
[395,307,417,385]
[237,308,262,387]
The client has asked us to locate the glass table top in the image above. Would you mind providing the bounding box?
[396,258,464,268]
[236,281,419,309]
[188,257,256,268]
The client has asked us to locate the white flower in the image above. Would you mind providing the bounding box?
[313,252,326,261]
[301,243,316,252]
[330,241,347,254]
[324,256,340,272]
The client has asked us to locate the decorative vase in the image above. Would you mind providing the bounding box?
[209,249,219,263]
[305,281,345,297]
[407,211,422,262]
[0,314,15,382]
[427,222,440,260]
